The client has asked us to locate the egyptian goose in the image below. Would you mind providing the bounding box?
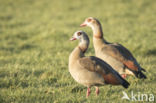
[80,17,146,79]
[69,30,130,98]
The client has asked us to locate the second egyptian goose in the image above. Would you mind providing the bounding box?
[69,30,130,98]
[80,17,146,79]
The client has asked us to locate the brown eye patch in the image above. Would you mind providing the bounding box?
[77,32,82,36]
[87,18,92,22]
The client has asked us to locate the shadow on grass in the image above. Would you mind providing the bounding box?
[0,78,29,89]
[20,44,37,50]
[0,43,38,53]
[71,86,85,93]
[0,94,4,103]
[0,15,13,21]
[0,15,29,28]
[54,82,70,88]
[145,48,156,56]
[3,22,29,28]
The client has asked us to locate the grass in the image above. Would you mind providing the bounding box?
[0,0,156,102]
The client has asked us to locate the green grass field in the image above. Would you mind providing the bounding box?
[0,0,156,102]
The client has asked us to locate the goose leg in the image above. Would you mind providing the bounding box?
[122,74,127,78]
[86,87,91,98]
[95,86,99,96]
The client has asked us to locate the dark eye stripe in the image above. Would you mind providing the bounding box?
[78,32,82,36]
[87,19,92,22]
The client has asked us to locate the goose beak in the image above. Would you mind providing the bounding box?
[70,37,77,41]
[80,22,87,27]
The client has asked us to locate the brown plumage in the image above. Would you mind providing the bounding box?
[69,30,130,98]
[80,17,146,79]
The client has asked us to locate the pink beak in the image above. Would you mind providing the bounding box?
[80,22,87,27]
[70,37,77,41]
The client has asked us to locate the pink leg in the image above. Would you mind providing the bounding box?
[95,87,99,96]
[122,74,127,78]
[86,87,91,98]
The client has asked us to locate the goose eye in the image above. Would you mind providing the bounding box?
[77,32,82,36]
[87,18,92,22]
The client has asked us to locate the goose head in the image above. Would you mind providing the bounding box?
[70,30,90,53]
[80,17,101,29]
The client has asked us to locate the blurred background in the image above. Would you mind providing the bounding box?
[0,0,155,102]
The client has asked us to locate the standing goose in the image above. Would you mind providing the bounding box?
[69,30,130,98]
[80,17,146,79]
